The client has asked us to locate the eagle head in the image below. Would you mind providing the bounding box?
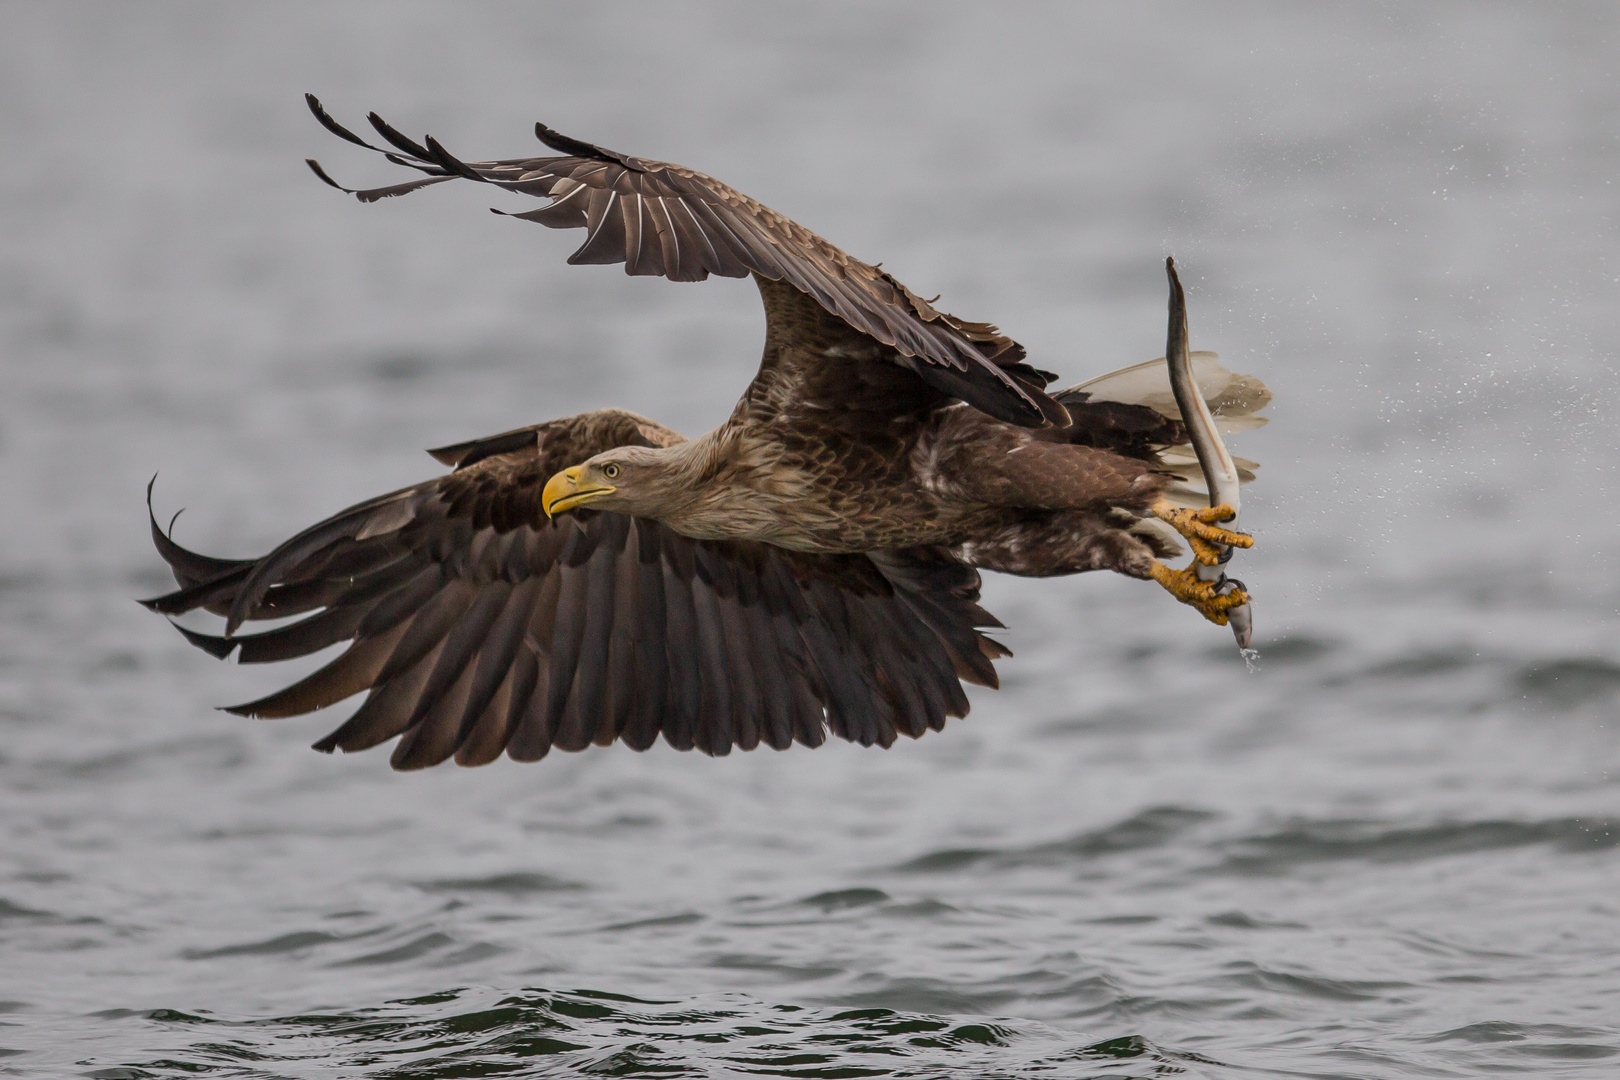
[541,446,675,518]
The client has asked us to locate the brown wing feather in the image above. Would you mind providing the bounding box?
[144,411,1005,769]
[303,95,1065,428]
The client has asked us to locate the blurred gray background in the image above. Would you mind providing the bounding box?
[1,3,1616,1077]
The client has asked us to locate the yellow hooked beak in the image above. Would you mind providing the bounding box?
[542,466,616,517]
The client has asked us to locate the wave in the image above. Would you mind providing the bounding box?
[893,806,1217,873]
[1212,815,1620,875]
[77,985,1214,1079]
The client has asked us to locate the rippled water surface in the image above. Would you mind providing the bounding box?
[2,4,1618,1077]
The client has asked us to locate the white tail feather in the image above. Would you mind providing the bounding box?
[1068,351,1272,516]
[1070,351,1271,434]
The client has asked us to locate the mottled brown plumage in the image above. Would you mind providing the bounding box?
[538,276,1177,571]
[144,414,1008,769]
[144,100,1264,770]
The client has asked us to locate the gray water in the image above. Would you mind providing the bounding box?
[2,3,1618,1077]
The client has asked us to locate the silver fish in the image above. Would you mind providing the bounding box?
[1163,258,1253,649]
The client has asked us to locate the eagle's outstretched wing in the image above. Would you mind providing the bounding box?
[303,95,1065,428]
[144,412,1007,770]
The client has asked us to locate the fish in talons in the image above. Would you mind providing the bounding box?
[1153,257,1259,648]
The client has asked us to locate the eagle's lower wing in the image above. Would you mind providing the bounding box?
[304,95,1064,428]
[143,415,1006,770]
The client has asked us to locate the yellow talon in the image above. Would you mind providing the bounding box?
[1148,560,1251,626]
[1152,501,1254,565]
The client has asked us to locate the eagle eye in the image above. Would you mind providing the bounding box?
[602,462,621,480]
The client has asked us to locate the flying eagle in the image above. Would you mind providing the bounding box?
[143,97,1267,770]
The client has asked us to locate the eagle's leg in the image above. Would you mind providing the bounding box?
[957,512,1174,579]
[1148,560,1250,626]
[1151,500,1253,566]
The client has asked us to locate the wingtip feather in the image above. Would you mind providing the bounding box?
[305,93,373,149]
[366,111,433,160]
[171,620,239,660]
[305,158,351,193]
[421,134,482,181]
[534,121,600,158]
